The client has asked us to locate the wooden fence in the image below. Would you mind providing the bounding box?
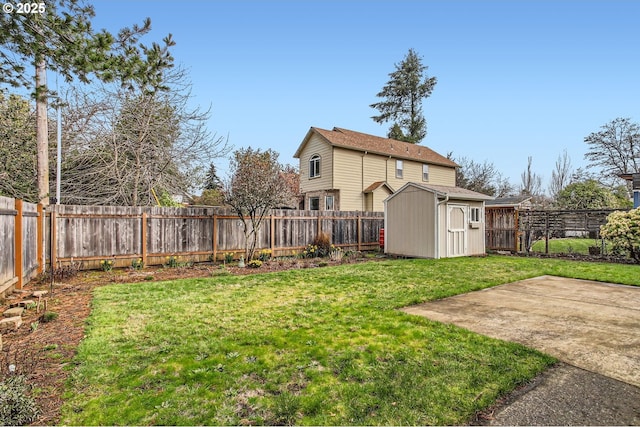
[0,196,44,295]
[518,208,627,252]
[485,206,520,252]
[49,205,384,270]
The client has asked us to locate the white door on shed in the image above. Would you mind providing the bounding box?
[447,204,467,257]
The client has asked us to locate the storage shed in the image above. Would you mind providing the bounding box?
[384,183,493,258]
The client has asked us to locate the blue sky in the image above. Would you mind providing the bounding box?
[90,0,640,190]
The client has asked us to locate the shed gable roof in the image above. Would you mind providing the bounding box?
[294,126,458,168]
[385,182,494,204]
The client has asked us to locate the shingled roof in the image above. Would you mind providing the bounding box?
[294,127,458,168]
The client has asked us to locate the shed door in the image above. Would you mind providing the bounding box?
[447,204,467,257]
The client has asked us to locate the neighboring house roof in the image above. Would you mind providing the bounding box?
[294,126,459,168]
[485,195,532,207]
[363,181,394,194]
[385,182,494,203]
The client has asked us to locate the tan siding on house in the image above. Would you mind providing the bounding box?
[428,164,456,186]
[298,134,333,193]
[385,187,437,258]
[385,159,456,190]
[362,154,389,186]
[334,147,366,211]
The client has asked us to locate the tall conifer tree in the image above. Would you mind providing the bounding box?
[371,48,437,144]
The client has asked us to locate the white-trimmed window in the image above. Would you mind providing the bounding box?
[470,207,481,222]
[309,154,321,178]
[325,195,334,211]
[422,164,429,181]
[396,160,404,179]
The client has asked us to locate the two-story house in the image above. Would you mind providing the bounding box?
[294,126,458,212]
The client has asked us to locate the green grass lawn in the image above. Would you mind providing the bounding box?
[530,237,611,255]
[61,255,639,425]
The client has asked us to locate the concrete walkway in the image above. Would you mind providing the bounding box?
[401,275,640,425]
[402,275,640,387]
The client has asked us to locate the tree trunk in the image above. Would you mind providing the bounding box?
[36,58,49,205]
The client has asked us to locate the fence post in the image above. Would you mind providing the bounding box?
[141,212,148,266]
[50,205,57,272]
[14,199,24,290]
[270,214,275,254]
[37,203,44,274]
[357,214,362,252]
[212,212,218,261]
[544,212,549,254]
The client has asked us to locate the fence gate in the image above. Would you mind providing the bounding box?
[485,206,519,252]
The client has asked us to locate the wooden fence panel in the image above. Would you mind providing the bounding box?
[54,205,143,265]
[48,205,384,269]
[485,207,519,251]
[0,196,16,291]
[518,208,628,252]
[22,201,40,280]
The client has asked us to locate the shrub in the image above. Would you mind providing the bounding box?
[0,375,39,426]
[600,208,640,262]
[40,311,58,323]
[247,260,263,268]
[312,232,332,257]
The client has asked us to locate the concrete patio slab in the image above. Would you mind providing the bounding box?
[401,275,640,387]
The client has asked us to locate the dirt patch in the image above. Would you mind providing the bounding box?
[0,256,379,425]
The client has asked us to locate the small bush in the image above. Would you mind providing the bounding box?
[40,311,58,323]
[600,208,640,262]
[0,375,39,426]
[247,260,263,269]
[311,232,331,257]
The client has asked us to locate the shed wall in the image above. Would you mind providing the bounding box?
[385,186,436,258]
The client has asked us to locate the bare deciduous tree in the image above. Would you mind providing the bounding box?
[451,154,514,197]
[549,149,573,201]
[520,156,543,197]
[58,68,229,205]
[584,117,640,183]
[0,0,174,205]
[224,147,296,261]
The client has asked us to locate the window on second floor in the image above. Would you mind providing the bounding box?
[396,160,403,179]
[309,154,321,178]
[422,164,429,182]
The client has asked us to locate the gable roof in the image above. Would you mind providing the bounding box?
[294,127,458,168]
[363,181,394,194]
[385,182,494,204]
